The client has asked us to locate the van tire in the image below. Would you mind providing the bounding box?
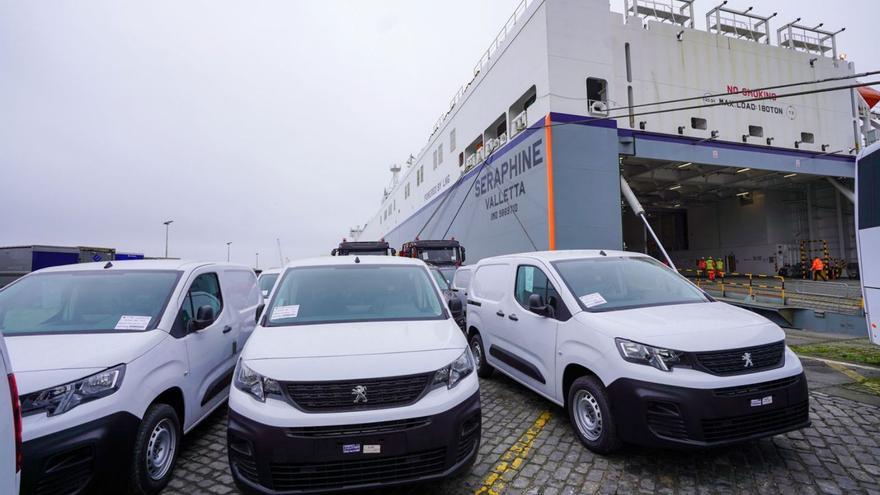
[469,333,494,378]
[566,376,621,454]
[128,403,181,495]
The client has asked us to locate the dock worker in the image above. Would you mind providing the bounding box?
[811,257,826,281]
[706,256,716,281]
[716,257,725,278]
[698,257,707,277]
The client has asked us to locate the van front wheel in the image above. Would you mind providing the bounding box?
[566,376,621,454]
[128,403,181,495]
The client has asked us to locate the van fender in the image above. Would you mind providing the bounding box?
[124,336,191,426]
[555,338,618,400]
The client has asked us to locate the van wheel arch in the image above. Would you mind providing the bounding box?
[151,387,185,426]
[562,363,600,407]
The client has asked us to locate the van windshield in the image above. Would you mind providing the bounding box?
[258,273,279,295]
[266,265,445,326]
[0,270,181,335]
[552,257,709,312]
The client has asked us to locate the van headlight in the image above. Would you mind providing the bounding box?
[20,365,125,417]
[234,361,282,402]
[433,349,474,389]
[615,338,682,372]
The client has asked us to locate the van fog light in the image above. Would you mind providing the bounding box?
[616,338,682,372]
[433,349,474,389]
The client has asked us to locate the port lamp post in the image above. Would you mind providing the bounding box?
[163,220,174,259]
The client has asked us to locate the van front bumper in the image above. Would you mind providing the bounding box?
[227,389,480,494]
[21,411,140,494]
[606,371,810,448]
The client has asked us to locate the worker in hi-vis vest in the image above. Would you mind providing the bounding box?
[716,257,725,278]
[698,257,707,276]
[706,257,717,281]
[811,257,826,281]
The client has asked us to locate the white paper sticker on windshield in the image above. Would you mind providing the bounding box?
[579,293,607,308]
[271,305,300,320]
[115,315,152,330]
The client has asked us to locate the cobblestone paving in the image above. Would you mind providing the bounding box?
[165,375,880,495]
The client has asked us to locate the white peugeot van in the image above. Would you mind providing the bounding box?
[228,256,480,494]
[467,250,808,453]
[0,260,260,494]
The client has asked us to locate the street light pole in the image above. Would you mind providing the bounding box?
[226,242,232,262]
[163,220,174,258]
[255,252,259,269]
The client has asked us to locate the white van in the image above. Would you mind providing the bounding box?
[0,331,21,495]
[228,256,479,494]
[466,250,808,453]
[0,260,260,494]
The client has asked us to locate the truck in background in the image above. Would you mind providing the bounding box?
[0,245,141,288]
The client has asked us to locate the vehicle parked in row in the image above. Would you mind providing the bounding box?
[257,267,282,303]
[0,331,21,495]
[228,256,479,494]
[0,260,261,494]
[451,265,475,326]
[466,250,809,453]
[429,265,465,329]
[331,239,396,256]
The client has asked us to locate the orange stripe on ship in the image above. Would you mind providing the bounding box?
[544,114,556,250]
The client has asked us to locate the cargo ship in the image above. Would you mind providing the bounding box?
[351,0,879,335]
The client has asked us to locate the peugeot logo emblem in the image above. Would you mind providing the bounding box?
[352,385,368,404]
[742,352,754,368]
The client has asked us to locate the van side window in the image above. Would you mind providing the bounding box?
[515,265,560,310]
[181,273,224,326]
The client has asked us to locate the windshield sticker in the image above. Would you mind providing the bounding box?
[271,305,300,319]
[579,293,607,308]
[115,315,152,330]
[524,267,534,292]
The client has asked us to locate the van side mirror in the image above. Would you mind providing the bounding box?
[448,298,462,314]
[190,305,216,331]
[255,303,265,324]
[528,293,554,317]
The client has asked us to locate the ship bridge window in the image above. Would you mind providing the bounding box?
[587,78,608,115]
[509,85,537,138]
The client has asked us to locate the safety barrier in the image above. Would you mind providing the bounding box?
[679,269,786,304]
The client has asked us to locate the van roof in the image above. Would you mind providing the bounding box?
[34,259,250,273]
[284,255,425,269]
[483,250,649,264]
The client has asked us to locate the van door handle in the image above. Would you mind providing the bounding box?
[496,311,505,317]
[222,325,232,334]
[508,314,518,321]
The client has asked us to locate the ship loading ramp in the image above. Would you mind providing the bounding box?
[619,153,866,336]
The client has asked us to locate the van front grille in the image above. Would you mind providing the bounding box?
[701,400,809,442]
[694,341,785,376]
[283,373,433,412]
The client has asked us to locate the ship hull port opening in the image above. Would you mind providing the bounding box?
[619,153,865,331]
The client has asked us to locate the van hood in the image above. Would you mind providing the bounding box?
[242,319,467,381]
[244,319,465,360]
[581,302,784,352]
[6,330,168,394]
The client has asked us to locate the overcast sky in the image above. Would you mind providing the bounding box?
[2,0,876,267]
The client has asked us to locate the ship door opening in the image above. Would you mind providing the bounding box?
[619,156,860,295]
